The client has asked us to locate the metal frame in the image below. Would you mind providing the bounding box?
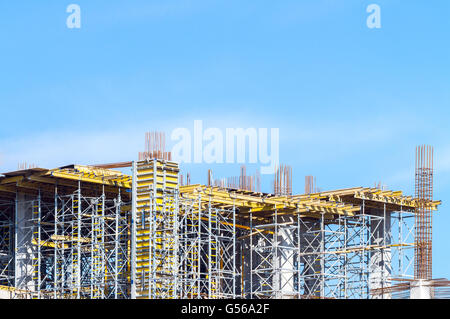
[6,182,130,299]
[247,201,416,299]
[0,161,437,299]
[0,200,14,287]
[133,159,179,299]
[177,194,238,299]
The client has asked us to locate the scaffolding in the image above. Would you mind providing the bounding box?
[370,145,443,298]
[52,184,129,299]
[132,160,240,299]
[246,203,416,299]
[0,166,131,299]
[132,159,179,299]
[0,200,14,287]
[177,193,239,298]
[0,163,442,299]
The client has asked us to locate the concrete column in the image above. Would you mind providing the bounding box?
[241,234,252,298]
[0,202,14,287]
[368,207,392,299]
[272,215,296,298]
[242,212,265,298]
[14,193,36,292]
[410,280,434,299]
[242,216,273,298]
[300,219,322,298]
[0,286,16,299]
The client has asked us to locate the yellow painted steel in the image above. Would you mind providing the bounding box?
[0,164,442,218]
[134,159,179,299]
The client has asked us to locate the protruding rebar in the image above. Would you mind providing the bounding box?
[305,176,317,194]
[415,145,433,280]
[273,164,292,196]
[139,131,172,161]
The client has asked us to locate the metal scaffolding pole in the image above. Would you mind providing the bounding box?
[76,183,81,298]
[53,183,58,299]
[131,161,137,299]
[0,200,14,288]
[34,189,41,298]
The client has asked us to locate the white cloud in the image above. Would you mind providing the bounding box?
[0,126,145,172]
[0,115,266,172]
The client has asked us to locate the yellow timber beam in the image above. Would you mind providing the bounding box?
[47,171,131,188]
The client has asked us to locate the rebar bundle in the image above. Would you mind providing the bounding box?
[139,131,172,161]
[304,176,316,194]
[212,165,261,192]
[414,145,433,280]
[273,164,292,196]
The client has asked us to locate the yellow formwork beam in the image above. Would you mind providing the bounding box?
[49,171,131,188]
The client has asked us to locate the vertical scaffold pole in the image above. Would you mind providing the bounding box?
[90,198,95,299]
[365,200,370,298]
[149,159,156,298]
[54,182,58,299]
[14,192,18,290]
[197,193,201,299]
[152,159,158,298]
[274,208,278,298]
[174,187,179,299]
[250,211,253,299]
[344,218,348,299]
[101,185,105,298]
[320,213,325,298]
[382,202,386,298]
[77,181,81,299]
[114,189,121,299]
[360,199,365,298]
[232,202,236,299]
[208,199,212,298]
[37,189,41,299]
[131,161,137,299]
[296,213,301,299]
[399,205,403,277]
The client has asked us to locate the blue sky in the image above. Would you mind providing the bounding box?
[0,1,449,278]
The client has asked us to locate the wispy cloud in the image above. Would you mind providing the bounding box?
[0,126,146,172]
[0,114,259,172]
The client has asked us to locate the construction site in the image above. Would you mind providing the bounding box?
[0,133,446,299]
